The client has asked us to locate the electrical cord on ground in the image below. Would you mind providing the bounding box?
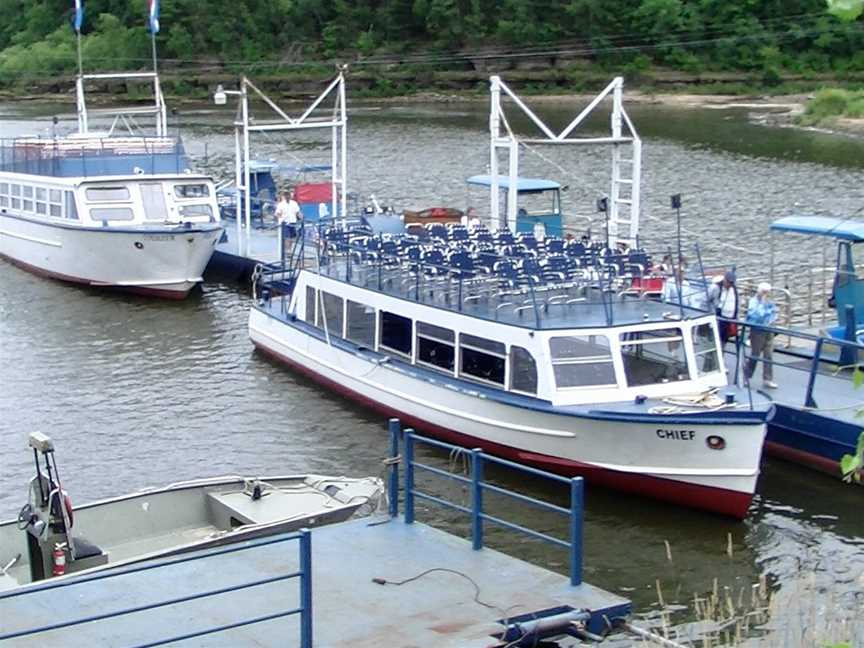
[373,569,536,647]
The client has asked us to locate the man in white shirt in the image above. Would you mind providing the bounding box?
[275,190,302,255]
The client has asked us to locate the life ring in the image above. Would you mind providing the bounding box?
[49,489,74,529]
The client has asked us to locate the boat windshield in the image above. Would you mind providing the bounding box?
[550,334,616,389]
[619,327,689,387]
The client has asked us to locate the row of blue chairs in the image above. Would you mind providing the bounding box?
[321,228,652,288]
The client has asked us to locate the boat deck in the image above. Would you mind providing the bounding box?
[726,347,861,424]
[0,516,629,647]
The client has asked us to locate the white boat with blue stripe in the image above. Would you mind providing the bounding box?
[0,73,222,299]
[250,222,773,518]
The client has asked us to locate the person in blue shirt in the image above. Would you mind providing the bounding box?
[745,282,778,388]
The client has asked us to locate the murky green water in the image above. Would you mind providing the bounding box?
[1,96,862,646]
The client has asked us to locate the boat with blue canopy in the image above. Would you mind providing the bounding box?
[466,174,565,237]
[707,215,864,482]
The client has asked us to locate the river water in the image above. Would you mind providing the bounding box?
[1,96,863,646]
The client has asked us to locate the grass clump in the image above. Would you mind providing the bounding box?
[799,88,864,125]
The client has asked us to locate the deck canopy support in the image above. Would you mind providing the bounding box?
[215,71,348,256]
[488,76,641,247]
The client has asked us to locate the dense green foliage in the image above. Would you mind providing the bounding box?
[800,87,864,123]
[0,0,863,87]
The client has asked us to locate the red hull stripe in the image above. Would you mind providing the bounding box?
[764,440,849,479]
[0,253,190,300]
[254,342,754,519]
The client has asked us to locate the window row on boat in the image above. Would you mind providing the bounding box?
[0,175,217,227]
[295,274,728,405]
[0,180,76,220]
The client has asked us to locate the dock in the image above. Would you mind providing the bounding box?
[0,423,631,647]
[0,516,628,647]
[208,224,284,280]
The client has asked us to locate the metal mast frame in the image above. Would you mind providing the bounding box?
[488,76,642,247]
[226,72,348,256]
[76,72,168,137]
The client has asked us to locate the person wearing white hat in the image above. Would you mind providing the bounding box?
[745,282,778,388]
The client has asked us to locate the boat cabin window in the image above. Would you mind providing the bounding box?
[416,322,455,373]
[509,346,538,394]
[619,328,689,387]
[346,300,375,348]
[178,204,213,219]
[320,292,344,336]
[305,287,316,324]
[460,334,506,385]
[90,207,134,222]
[379,311,412,357]
[49,189,63,218]
[22,185,33,212]
[692,323,721,376]
[65,191,78,220]
[86,186,130,202]
[174,184,210,199]
[0,182,8,208]
[35,187,47,215]
[550,335,616,388]
[10,184,21,210]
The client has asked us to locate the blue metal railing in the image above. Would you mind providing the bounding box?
[387,419,584,586]
[0,530,313,648]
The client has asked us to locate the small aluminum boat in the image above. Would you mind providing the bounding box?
[0,433,384,591]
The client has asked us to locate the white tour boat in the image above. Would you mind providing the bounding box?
[0,73,222,299]
[249,224,773,518]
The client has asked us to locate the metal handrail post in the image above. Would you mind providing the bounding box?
[804,338,823,408]
[569,477,584,586]
[299,528,313,648]
[470,449,484,551]
[404,429,415,524]
[388,419,400,518]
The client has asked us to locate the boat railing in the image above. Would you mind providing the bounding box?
[0,530,314,647]
[721,316,864,410]
[258,222,690,329]
[0,135,190,178]
[386,419,585,587]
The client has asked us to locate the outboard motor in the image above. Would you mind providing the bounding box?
[17,433,105,581]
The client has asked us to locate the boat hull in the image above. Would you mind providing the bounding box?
[765,406,861,479]
[250,309,767,518]
[0,214,222,298]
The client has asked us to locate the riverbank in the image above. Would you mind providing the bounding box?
[4,78,864,139]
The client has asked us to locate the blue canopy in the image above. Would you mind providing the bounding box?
[466,174,561,193]
[770,216,864,242]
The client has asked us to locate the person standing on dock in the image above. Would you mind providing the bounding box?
[744,282,778,389]
[710,270,739,345]
[276,190,302,253]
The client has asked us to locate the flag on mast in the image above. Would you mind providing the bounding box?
[148,0,160,34]
[73,0,84,33]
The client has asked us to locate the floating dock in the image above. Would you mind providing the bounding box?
[0,516,629,647]
[208,225,283,280]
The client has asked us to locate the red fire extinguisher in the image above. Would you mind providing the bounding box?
[52,543,67,577]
